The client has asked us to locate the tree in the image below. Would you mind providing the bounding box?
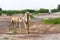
[20,9,36,14]
[0,8,2,15]
[28,9,36,13]
[0,8,2,11]
[51,9,60,12]
[38,8,49,13]
[58,4,60,10]
[0,11,2,15]
[2,10,21,16]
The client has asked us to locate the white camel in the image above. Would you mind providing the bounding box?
[22,12,31,28]
[21,12,31,34]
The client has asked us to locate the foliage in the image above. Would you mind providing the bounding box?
[13,30,17,34]
[38,8,49,13]
[42,18,60,24]
[0,11,2,15]
[51,9,60,12]
[30,15,34,18]
[2,10,21,16]
[51,4,60,12]
[0,8,2,15]
[20,9,36,14]
[1,8,49,16]
[58,4,60,10]
[1,4,60,16]
[9,27,17,30]
[0,8,2,11]
[2,9,39,15]
[9,27,17,34]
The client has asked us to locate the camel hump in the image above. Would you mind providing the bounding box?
[11,16,19,22]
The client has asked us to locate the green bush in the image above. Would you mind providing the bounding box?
[0,11,2,15]
[51,9,60,12]
[0,8,2,11]
[30,15,34,18]
[38,8,49,13]
[20,9,36,14]
[9,27,17,30]
[58,4,60,10]
[2,10,21,16]
[42,18,60,24]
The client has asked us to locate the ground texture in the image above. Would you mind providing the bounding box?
[0,33,60,40]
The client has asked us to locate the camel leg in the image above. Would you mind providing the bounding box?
[26,23,30,34]
[24,22,30,34]
[24,23,27,34]
[9,22,14,30]
[16,22,19,28]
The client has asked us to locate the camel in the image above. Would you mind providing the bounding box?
[10,12,31,34]
[21,12,31,34]
[22,12,31,28]
[10,16,22,28]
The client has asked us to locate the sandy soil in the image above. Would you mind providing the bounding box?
[0,13,60,40]
[0,33,60,40]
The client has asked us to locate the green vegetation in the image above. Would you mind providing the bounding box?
[42,18,60,24]
[51,9,60,12]
[13,30,17,34]
[0,4,60,15]
[2,10,21,16]
[51,4,60,12]
[0,8,2,15]
[0,11,2,15]
[9,27,17,30]
[0,8,49,16]
[58,4,60,10]
[0,8,2,11]
[30,15,34,19]
[38,8,49,13]
[9,27,17,34]
[3,37,9,40]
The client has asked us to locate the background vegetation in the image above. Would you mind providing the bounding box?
[51,4,60,12]
[0,4,60,16]
[42,18,60,24]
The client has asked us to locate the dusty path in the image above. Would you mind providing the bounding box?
[0,33,60,40]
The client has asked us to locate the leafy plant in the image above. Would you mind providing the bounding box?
[38,8,49,13]
[42,18,60,24]
[51,9,60,12]
[9,27,17,34]
[30,15,34,18]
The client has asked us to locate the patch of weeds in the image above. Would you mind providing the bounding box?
[9,27,17,34]
[11,38,16,40]
[32,13,39,16]
[9,27,17,30]
[12,30,17,35]
[30,15,34,19]
[42,18,60,24]
[12,28,17,34]
[3,37,9,40]
[9,28,13,30]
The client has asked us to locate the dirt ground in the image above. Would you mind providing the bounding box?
[0,13,60,40]
[0,33,60,40]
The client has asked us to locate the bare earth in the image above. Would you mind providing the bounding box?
[0,13,60,40]
[0,33,60,40]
